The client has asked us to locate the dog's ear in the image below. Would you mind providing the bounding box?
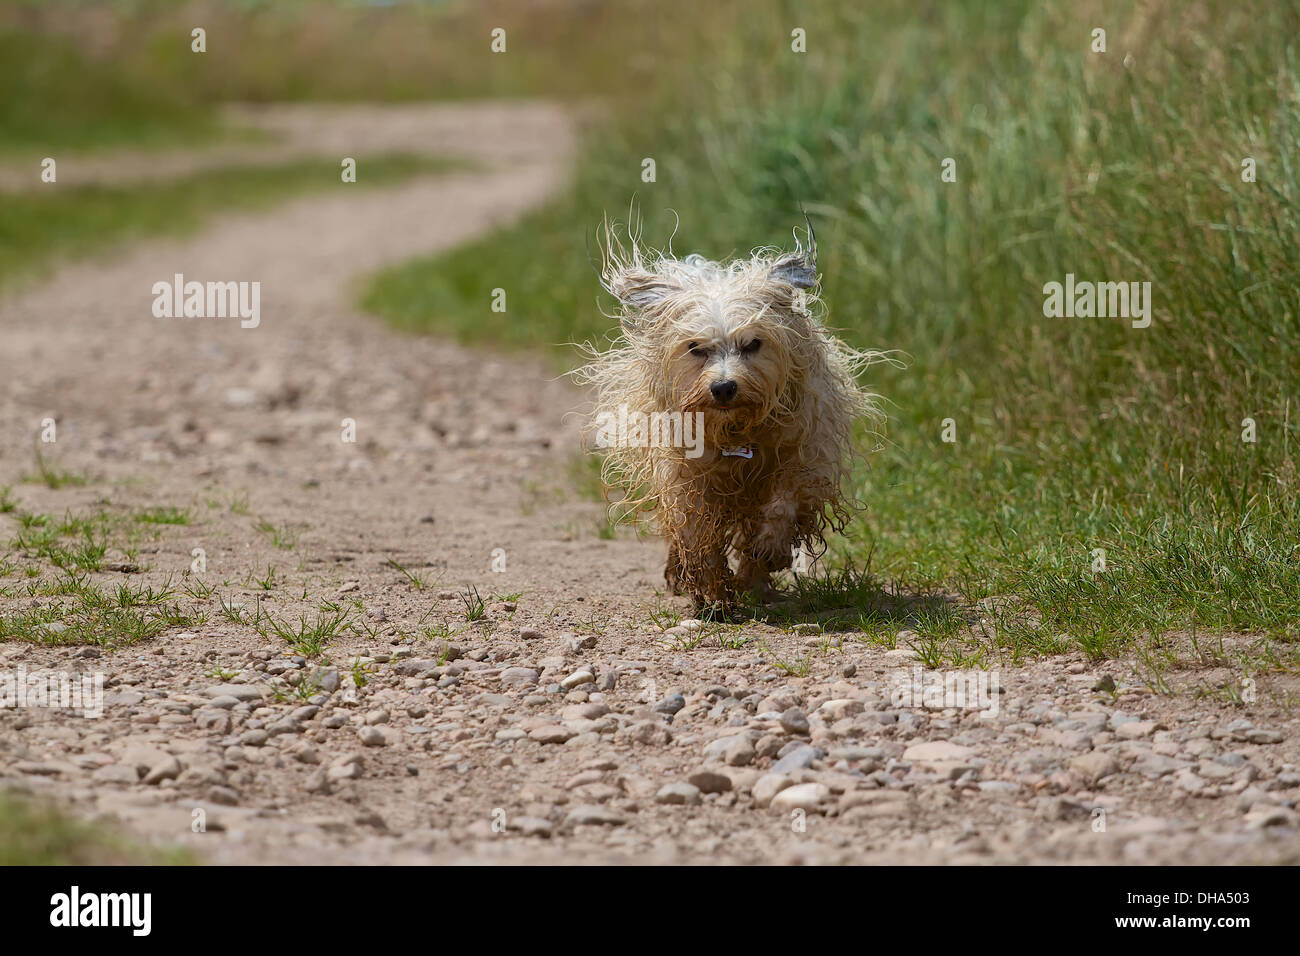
[770,252,817,290]
[771,214,819,289]
[605,265,678,313]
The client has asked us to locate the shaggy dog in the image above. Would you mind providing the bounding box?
[577,221,886,609]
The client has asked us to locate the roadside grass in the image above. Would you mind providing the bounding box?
[459,586,487,623]
[0,153,461,291]
[385,558,432,591]
[135,506,192,526]
[254,518,301,552]
[0,570,202,649]
[262,605,353,659]
[0,792,194,865]
[362,0,1300,669]
[24,442,90,490]
[0,503,210,648]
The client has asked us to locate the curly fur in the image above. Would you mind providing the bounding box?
[574,220,887,608]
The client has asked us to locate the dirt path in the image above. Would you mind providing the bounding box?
[0,102,572,192]
[1,103,1298,866]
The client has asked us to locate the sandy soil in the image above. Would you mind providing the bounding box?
[1,102,1298,865]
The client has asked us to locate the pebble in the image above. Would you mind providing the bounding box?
[903,741,975,762]
[630,721,672,746]
[1116,720,1157,739]
[656,783,702,806]
[206,684,265,702]
[511,816,553,837]
[14,761,62,776]
[687,769,733,794]
[1069,752,1120,786]
[1173,769,1206,793]
[143,756,182,785]
[652,694,686,715]
[779,708,810,735]
[312,669,341,693]
[500,667,540,686]
[770,783,830,812]
[565,805,625,827]
[820,699,864,720]
[752,773,793,807]
[705,735,755,767]
[529,725,578,744]
[977,780,1020,793]
[1245,729,1283,745]
[1197,760,1237,781]
[1245,806,1297,828]
[771,744,820,774]
[206,786,240,806]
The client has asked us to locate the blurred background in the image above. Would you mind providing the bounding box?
[4,0,1300,645]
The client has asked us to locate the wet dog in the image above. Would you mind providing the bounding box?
[577,221,886,609]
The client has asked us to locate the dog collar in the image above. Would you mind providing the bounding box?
[721,446,754,459]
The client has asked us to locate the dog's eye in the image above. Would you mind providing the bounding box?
[688,342,709,358]
[741,339,762,354]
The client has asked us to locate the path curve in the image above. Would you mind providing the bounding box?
[0,101,572,192]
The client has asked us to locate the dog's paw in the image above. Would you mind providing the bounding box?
[734,563,780,606]
[743,539,795,578]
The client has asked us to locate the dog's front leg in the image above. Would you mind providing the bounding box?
[664,540,684,595]
[735,486,799,595]
[668,508,733,608]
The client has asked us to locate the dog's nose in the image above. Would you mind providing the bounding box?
[710,380,738,404]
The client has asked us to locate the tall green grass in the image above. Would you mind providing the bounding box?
[0,30,221,156]
[365,0,1300,654]
[0,0,714,156]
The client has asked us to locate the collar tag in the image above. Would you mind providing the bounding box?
[721,446,754,459]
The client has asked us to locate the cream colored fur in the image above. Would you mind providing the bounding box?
[575,222,887,608]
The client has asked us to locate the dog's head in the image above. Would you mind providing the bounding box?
[601,228,822,443]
